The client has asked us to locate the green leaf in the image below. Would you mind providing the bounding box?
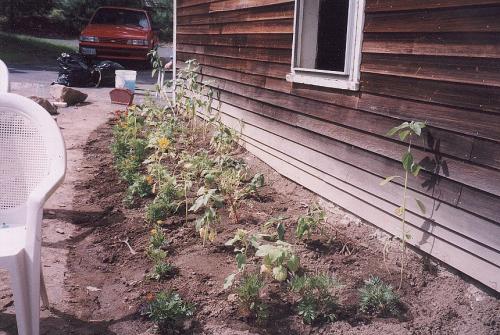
[249,235,261,249]
[399,129,411,141]
[387,122,409,137]
[411,164,422,177]
[272,265,288,282]
[277,222,285,241]
[380,175,400,186]
[402,152,413,172]
[223,273,236,289]
[287,254,300,273]
[236,253,246,271]
[410,121,426,136]
[415,198,426,214]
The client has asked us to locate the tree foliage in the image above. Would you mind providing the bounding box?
[0,0,173,41]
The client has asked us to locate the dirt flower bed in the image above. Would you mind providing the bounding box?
[64,64,499,335]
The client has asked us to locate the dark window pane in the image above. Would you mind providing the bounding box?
[315,0,349,72]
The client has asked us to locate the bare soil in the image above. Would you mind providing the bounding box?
[55,121,500,334]
[1,100,499,334]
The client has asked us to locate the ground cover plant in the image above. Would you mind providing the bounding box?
[92,60,500,334]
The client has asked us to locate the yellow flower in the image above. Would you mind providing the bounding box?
[150,228,157,235]
[157,137,170,151]
[146,175,154,185]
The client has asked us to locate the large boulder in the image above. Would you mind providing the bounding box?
[50,84,88,106]
[29,96,58,115]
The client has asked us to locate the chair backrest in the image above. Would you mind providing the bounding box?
[0,93,66,226]
[0,60,9,93]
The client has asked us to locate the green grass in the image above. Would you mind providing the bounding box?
[0,32,76,66]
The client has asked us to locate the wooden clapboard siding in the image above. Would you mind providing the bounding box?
[176,0,500,291]
[365,0,500,12]
[363,33,500,59]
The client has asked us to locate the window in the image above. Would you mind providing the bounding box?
[287,0,365,90]
[92,8,150,29]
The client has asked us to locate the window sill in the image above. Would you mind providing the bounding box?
[286,72,359,91]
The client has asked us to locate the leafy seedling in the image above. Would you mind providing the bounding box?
[141,291,194,333]
[359,276,400,317]
[290,274,340,324]
[381,120,426,289]
[256,241,300,282]
[296,204,327,240]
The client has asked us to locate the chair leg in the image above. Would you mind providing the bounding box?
[9,253,33,335]
[40,266,49,309]
[28,259,41,335]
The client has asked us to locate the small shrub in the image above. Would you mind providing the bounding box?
[290,274,339,324]
[142,291,194,333]
[210,120,240,155]
[296,204,326,240]
[256,241,300,282]
[236,273,269,322]
[150,226,167,250]
[146,179,182,223]
[124,174,152,206]
[150,261,175,281]
[359,276,400,316]
[262,216,287,241]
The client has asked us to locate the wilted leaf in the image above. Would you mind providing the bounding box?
[223,273,236,289]
[415,198,426,214]
[380,175,400,186]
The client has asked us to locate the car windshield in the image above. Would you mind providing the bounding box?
[91,8,149,29]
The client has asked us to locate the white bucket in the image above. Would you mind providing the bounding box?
[115,70,137,92]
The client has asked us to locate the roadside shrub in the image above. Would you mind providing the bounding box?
[142,291,194,333]
[290,274,339,324]
[359,276,400,316]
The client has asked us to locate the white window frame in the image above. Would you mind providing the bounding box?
[287,0,366,91]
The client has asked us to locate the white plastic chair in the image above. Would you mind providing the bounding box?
[0,59,9,93]
[0,92,66,335]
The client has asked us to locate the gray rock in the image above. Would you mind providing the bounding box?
[29,96,58,115]
[50,84,88,106]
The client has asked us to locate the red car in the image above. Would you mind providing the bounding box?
[79,7,158,61]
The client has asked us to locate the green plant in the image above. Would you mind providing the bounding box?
[296,204,326,240]
[256,241,300,282]
[189,187,223,245]
[142,291,194,333]
[124,173,152,206]
[150,261,175,281]
[290,274,340,324]
[150,226,167,250]
[243,173,265,198]
[359,276,400,316]
[217,168,244,224]
[236,273,269,322]
[146,176,182,223]
[210,119,241,155]
[381,121,426,289]
[263,216,287,241]
[225,229,264,273]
